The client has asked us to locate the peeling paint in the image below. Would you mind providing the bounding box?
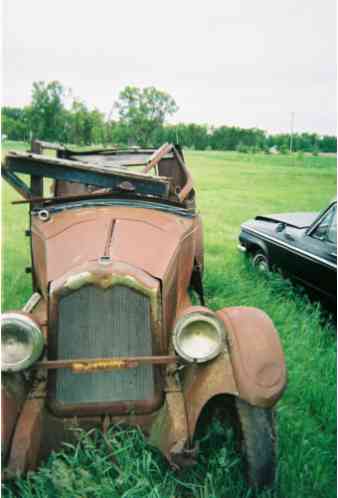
[72,359,136,373]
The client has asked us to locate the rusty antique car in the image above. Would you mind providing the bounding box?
[1,141,287,489]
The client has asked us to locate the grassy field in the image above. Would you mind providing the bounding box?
[2,142,336,498]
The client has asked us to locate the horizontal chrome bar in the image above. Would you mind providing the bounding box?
[22,292,42,313]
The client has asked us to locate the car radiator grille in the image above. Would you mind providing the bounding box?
[55,284,154,405]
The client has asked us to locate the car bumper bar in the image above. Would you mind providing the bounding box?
[35,355,177,373]
[237,243,247,253]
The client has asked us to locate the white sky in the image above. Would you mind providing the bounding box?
[2,0,336,135]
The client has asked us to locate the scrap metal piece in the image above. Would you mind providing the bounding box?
[1,167,32,199]
[5,151,171,198]
[142,143,173,174]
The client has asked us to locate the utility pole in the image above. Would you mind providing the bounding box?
[289,112,295,153]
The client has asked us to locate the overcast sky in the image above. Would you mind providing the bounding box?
[2,0,336,135]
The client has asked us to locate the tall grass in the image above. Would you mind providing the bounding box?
[2,145,336,497]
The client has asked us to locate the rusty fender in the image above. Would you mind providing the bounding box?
[181,306,286,437]
[1,373,28,463]
[217,306,287,407]
[5,398,44,477]
[149,363,194,469]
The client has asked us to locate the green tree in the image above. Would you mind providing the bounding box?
[90,109,106,145]
[67,101,106,145]
[114,86,178,146]
[67,100,87,145]
[319,135,337,153]
[2,107,29,141]
[29,81,67,141]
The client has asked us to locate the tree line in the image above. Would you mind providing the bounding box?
[2,81,336,154]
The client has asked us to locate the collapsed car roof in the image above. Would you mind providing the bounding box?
[2,141,196,216]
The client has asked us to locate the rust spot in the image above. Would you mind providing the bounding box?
[72,359,138,373]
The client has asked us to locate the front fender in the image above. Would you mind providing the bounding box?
[217,306,287,407]
[239,230,269,258]
[182,351,238,437]
[181,306,286,437]
[1,373,28,462]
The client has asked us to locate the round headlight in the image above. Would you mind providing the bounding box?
[1,312,44,372]
[173,309,226,363]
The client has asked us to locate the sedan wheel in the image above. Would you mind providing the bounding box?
[252,251,270,272]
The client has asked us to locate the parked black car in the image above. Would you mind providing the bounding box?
[238,200,337,305]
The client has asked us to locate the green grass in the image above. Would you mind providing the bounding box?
[2,143,336,498]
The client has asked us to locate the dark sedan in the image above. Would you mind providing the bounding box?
[238,200,337,305]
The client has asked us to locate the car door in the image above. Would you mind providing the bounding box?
[296,204,337,300]
[263,222,307,281]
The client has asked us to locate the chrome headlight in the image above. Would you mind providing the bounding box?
[173,308,226,363]
[1,312,44,372]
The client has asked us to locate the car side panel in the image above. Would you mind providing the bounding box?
[293,234,336,301]
[240,222,336,302]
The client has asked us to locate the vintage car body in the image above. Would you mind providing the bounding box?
[2,141,287,489]
[239,200,337,305]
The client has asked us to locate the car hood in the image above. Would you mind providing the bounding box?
[255,212,318,229]
[31,205,194,289]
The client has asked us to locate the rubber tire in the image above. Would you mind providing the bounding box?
[235,398,277,490]
[252,251,270,272]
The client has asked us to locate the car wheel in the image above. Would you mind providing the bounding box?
[252,251,270,272]
[235,398,277,490]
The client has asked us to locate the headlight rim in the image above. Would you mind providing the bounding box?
[1,311,44,372]
[173,308,226,364]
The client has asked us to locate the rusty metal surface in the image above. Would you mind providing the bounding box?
[2,142,287,476]
[194,214,204,272]
[46,261,165,416]
[2,143,201,470]
[5,151,171,188]
[31,205,197,290]
[173,148,194,202]
[217,307,287,407]
[6,398,44,476]
[13,190,192,206]
[56,284,155,406]
[29,296,48,343]
[142,143,174,174]
[49,260,163,349]
[54,181,94,197]
[1,375,28,461]
[36,355,177,371]
[150,391,191,467]
[182,352,238,436]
